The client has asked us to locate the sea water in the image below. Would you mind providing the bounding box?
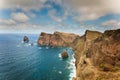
[0,34,76,80]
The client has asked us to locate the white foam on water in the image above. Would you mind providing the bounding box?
[58,51,76,80]
[58,71,62,74]
[28,44,31,46]
[58,54,61,58]
[46,47,49,49]
[58,53,62,60]
[69,54,76,80]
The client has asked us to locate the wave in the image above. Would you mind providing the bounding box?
[58,71,62,74]
[58,53,62,60]
[46,47,49,49]
[69,54,76,80]
[58,50,76,80]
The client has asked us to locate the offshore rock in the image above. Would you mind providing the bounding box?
[23,36,29,43]
[61,51,69,59]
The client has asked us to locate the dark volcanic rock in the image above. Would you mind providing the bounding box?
[61,51,69,59]
[23,36,29,43]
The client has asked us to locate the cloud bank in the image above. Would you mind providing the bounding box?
[0,0,120,33]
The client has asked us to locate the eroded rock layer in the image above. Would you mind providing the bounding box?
[38,31,80,47]
[73,29,120,80]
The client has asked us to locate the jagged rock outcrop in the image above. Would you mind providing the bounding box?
[37,31,80,47]
[73,29,120,80]
[23,36,29,43]
[61,51,69,59]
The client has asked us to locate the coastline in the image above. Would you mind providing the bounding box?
[37,29,120,80]
[58,47,76,80]
[69,54,76,80]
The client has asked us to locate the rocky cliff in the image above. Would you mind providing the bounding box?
[73,29,120,80]
[37,29,120,80]
[37,31,80,47]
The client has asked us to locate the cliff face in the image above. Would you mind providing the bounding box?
[38,31,80,47]
[73,29,120,80]
[37,29,120,80]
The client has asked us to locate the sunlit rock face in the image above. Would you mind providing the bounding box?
[37,31,80,47]
[37,29,120,80]
[91,29,120,70]
[73,29,120,80]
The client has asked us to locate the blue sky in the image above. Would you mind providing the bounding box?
[0,0,120,34]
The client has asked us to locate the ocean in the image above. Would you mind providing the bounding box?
[0,34,76,80]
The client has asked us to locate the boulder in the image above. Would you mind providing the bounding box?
[23,36,29,43]
[61,51,69,59]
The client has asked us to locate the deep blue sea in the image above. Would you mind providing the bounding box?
[0,34,76,80]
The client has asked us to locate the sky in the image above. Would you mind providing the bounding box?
[0,0,120,34]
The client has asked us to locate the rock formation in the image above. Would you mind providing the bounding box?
[61,51,69,59]
[73,29,120,80]
[37,29,120,80]
[38,31,80,47]
[23,36,29,43]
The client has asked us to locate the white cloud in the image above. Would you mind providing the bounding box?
[1,0,120,34]
[1,0,120,21]
[102,20,119,26]
[48,9,68,23]
[11,12,29,23]
[0,0,47,11]
[101,20,120,29]
[64,0,120,21]
[0,12,29,26]
[0,19,16,25]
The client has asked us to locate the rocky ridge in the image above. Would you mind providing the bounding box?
[38,31,79,47]
[37,29,120,80]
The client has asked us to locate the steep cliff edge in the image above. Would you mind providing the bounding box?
[37,31,80,47]
[37,29,120,80]
[73,29,120,80]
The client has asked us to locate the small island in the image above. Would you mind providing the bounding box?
[23,36,29,43]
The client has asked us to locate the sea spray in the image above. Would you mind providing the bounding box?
[58,47,76,80]
[69,54,76,80]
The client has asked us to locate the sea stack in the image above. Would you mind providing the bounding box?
[61,51,69,59]
[23,36,29,43]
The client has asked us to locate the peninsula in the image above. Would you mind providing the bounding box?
[38,29,120,80]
